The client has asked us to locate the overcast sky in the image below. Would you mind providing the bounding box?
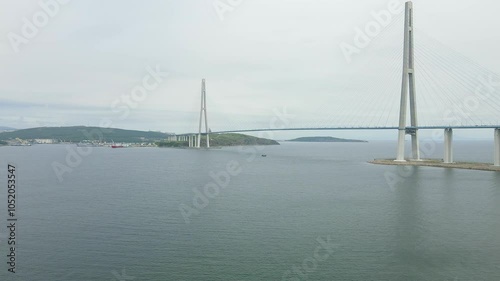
[0,0,499,140]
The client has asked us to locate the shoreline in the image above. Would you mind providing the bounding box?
[369,159,500,172]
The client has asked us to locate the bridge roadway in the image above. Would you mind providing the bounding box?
[205,125,500,135]
[174,125,500,166]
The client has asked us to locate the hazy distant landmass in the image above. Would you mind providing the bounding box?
[157,133,279,148]
[288,136,367,143]
[0,126,16,132]
[0,126,171,143]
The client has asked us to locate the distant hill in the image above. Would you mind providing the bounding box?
[0,126,171,143]
[288,136,367,143]
[0,126,16,132]
[207,133,279,146]
[158,133,279,147]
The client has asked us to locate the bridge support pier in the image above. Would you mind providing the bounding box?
[396,130,406,162]
[444,128,453,163]
[410,130,420,161]
[494,129,500,166]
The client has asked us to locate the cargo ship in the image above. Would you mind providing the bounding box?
[111,140,124,148]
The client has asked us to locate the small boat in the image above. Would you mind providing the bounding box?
[111,140,124,148]
[261,154,267,157]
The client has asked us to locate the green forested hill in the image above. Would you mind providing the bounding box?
[157,133,279,147]
[205,133,279,146]
[0,126,171,143]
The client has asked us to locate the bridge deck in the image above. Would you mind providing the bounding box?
[177,126,500,135]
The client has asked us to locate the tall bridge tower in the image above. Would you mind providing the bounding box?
[396,1,420,161]
[197,79,210,148]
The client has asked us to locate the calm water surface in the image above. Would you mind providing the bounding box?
[0,141,499,280]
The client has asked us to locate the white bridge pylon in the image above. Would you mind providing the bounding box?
[197,79,210,148]
[396,1,420,162]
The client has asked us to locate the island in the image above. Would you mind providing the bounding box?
[287,136,367,143]
[157,133,279,148]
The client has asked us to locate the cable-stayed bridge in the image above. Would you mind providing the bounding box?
[173,1,500,167]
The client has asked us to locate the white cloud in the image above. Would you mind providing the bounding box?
[0,0,499,139]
